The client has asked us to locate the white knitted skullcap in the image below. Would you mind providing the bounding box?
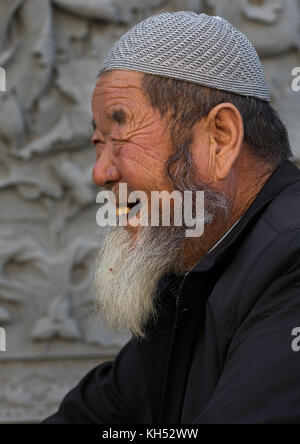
[99,11,270,102]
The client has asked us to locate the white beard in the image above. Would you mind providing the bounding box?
[94,225,186,339]
[93,185,230,340]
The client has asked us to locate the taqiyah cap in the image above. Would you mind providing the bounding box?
[99,11,270,101]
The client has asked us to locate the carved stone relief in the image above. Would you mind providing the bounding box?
[0,0,299,423]
[0,359,110,423]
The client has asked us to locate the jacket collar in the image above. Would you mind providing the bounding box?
[190,160,300,274]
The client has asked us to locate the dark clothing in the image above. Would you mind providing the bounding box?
[44,161,300,424]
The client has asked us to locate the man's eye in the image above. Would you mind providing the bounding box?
[112,138,126,145]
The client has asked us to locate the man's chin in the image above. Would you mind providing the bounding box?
[94,225,186,338]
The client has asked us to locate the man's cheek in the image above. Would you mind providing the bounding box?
[118,144,158,180]
[119,142,143,163]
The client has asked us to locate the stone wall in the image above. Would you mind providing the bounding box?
[0,0,299,423]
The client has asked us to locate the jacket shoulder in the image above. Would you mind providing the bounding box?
[263,179,300,233]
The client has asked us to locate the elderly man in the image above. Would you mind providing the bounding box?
[44,12,300,424]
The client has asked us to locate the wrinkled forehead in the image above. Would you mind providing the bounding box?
[92,70,145,100]
[92,70,153,129]
[91,70,153,128]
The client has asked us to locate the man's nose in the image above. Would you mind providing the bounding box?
[92,148,121,187]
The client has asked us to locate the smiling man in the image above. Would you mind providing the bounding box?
[43,12,300,424]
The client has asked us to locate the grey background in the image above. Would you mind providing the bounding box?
[0,0,299,423]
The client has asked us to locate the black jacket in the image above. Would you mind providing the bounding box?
[44,160,300,424]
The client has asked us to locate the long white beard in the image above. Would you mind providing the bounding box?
[93,184,230,340]
[94,225,186,339]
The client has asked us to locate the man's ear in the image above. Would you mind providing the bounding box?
[207,103,244,181]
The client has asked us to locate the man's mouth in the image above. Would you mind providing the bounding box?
[116,199,141,217]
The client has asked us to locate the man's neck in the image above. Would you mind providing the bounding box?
[183,163,276,270]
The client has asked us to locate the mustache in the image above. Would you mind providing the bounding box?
[106,183,139,205]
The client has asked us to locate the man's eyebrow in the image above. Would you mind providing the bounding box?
[108,109,127,125]
[91,109,127,132]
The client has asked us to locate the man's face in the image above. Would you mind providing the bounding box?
[91,71,190,338]
[91,70,229,339]
[91,70,175,224]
